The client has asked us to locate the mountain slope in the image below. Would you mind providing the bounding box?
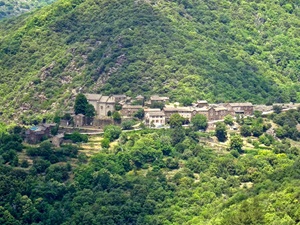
[0,0,300,121]
[0,0,56,19]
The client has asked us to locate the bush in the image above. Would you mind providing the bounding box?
[64,132,88,143]
[101,138,110,148]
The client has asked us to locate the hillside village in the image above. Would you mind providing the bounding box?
[24,92,299,145]
[72,93,254,128]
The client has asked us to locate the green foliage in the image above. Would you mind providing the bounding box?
[101,137,110,148]
[215,122,227,142]
[115,104,122,111]
[169,113,185,128]
[0,0,56,20]
[240,124,252,137]
[85,103,96,118]
[230,134,243,153]
[273,105,283,114]
[1,0,300,120]
[74,94,88,115]
[191,114,208,131]
[64,131,88,143]
[112,111,121,123]
[224,115,234,126]
[103,125,121,141]
[181,97,193,106]
[133,109,144,120]
[150,102,165,110]
[259,134,275,146]
[254,110,263,118]
[121,120,134,130]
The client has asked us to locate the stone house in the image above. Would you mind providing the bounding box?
[25,123,56,144]
[145,111,166,127]
[164,107,193,122]
[163,107,179,122]
[121,105,143,117]
[213,106,229,120]
[74,114,85,127]
[149,95,169,105]
[85,93,117,118]
[193,107,214,121]
[194,100,208,108]
[224,103,253,116]
[51,133,64,147]
[113,94,127,103]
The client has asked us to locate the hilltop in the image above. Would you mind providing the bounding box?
[0,0,56,19]
[0,0,300,122]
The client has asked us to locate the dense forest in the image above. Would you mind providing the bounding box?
[0,0,300,121]
[0,0,56,19]
[1,110,300,224]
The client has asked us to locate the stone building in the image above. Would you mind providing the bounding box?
[74,114,85,127]
[224,103,253,116]
[25,124,56,144]
[113,94,127,103]
[85,93,116,119]
[164,107,193,122]
[194,100,208,108]
[121,105,143,117]
[149,95,169,105]
[145,111,166,127]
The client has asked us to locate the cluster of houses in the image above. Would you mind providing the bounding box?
[24,93,254,145]
[79,93,254,127]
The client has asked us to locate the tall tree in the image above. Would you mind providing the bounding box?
[191,114,208,131]
[74,94,88,115]
[215,122,227,142]
[85,104,96,118]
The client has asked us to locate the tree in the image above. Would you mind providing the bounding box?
[191,114,208,130]
[181,97,193,106]
[253,110,262,118]
[115,104,122,111]
[273,105,282,114]
[112,111,121,123]
[74,94,88,115]
[169,113,185,128]
[104,125,122,141]
[134,109,144,120]
[230,135,243,153]
[101,138,110,148]
[240,125,251,137]
[85,104,96,118]
[150,102,165,110]
[252,124,263,137]
[224,115,234,126]
[215,122,227,142]
[122,120,133,130]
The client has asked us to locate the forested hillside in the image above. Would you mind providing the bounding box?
[0,0,56,19]
[1,110,300,224]
[1,0,300,121]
